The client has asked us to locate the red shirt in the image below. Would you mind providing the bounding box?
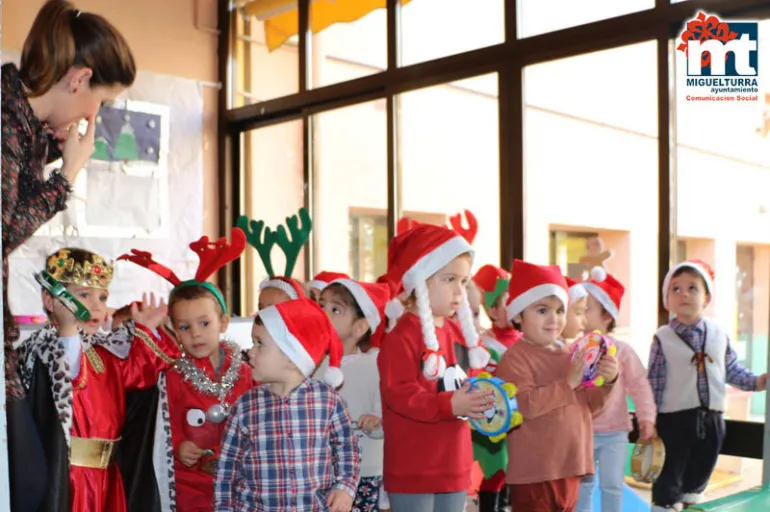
[166,342,254,512]
[491,325,522,349]
[378,313,472,493]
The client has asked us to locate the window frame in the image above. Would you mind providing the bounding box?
[215,0,770,472]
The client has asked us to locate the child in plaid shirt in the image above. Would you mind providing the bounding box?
[214,299,361,512]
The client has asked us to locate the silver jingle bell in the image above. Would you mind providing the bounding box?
[206,403,229,424]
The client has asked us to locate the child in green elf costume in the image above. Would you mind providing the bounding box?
[471,264,521,512]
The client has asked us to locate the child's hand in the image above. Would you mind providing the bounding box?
[357,414,381,434]
[131,292,168,330]
[451,380,494,419]
[177,440,205,468]
[757,373,769,391]
[566,349,587,389]
[326,489,353,512]
[51,298,80,336]
[638,421,657,441]
[596,355,619,384]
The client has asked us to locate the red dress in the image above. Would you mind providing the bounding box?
[166,342,254,512]
[70,325,181,512]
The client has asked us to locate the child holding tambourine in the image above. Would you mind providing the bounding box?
[496,260,619,511]
[575,269,657,512]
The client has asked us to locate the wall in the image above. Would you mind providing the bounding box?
[2,0,220,240]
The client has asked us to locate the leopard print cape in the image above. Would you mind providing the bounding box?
[155,371,177,512]
[17,321,136,447]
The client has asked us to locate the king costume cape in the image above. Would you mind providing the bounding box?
[18,320,181,512]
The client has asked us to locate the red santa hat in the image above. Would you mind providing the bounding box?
[257,298,345,387]
[661,259,714,309]
[259,276,306,300]
[582,271,625,321]
[329,279,390,347]
[309,271,350,292]
[388,224,489,380]
[506,260,569,321]
[565,276,588,303]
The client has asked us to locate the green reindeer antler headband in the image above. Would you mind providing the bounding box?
[236,207,313,278]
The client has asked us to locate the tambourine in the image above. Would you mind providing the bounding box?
[467,372,523,443]
[569,331,616,387]
[630,437,666,483]
[34,271,92,322]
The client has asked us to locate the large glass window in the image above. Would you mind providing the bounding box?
[310,8,387,88]
[524,42,659,361]
[673,13,770,417]
[312,101,387,280]
[232,6,299,106]
[239,121,305,315]
[517,0,654,39]
[400,0,505,66]
[399,74,501,268]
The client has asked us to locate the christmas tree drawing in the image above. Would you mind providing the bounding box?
[113,119,140,161]
[92,136,110,161]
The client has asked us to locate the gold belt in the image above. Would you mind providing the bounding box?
[70,436,120,469]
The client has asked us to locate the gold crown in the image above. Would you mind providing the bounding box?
[46,249,114,290]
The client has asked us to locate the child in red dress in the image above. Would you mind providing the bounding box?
[119,229,253,511]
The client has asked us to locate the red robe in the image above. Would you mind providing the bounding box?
[20,322,181,512]
[72,325,180,512]
[166,343,253,512]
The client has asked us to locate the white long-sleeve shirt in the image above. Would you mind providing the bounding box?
[315,349,383,478]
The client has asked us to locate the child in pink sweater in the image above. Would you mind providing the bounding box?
[576,269,656,512]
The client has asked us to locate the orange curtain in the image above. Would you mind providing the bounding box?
[243,0,412,52]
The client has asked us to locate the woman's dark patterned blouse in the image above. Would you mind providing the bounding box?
[2,63,72,398]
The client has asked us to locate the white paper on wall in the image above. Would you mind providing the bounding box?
[83,163,163,232]
[2,49,206,314]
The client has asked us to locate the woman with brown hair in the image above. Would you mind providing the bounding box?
[2,1,136,510]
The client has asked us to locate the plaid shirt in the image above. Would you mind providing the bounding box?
[214,379,360,512]
[648,318,758,410]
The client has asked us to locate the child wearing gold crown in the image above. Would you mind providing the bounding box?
[119,228,254,512]
[17,247,181,512]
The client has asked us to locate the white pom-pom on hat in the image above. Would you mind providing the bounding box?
[422,352,447,381]
[324,366,344,389]
[590,266,607,282]
[468,345,491,369]
[385,297,404,321]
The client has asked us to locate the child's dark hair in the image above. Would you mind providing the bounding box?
[671,267,711,298]
[20,0,136,97]
[169,285,224,316]
[601,309,617,334]
[323,283,372,349]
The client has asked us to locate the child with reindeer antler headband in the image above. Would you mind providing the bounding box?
[119,228,253,512]
[237,208,312,310]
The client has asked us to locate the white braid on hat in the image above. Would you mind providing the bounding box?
[456,289,489,370]
[415,280,447,380]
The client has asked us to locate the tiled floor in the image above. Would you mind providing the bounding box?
[464,458,764,511]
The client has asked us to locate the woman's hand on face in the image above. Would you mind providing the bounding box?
[60,115,96,184]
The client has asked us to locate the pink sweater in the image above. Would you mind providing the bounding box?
[592,338,656,433]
